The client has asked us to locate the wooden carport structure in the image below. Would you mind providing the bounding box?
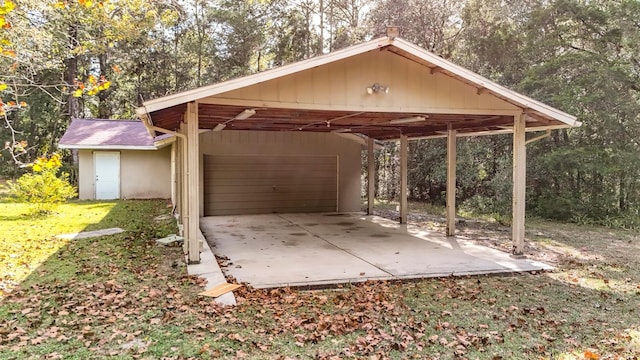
[136,35,580,264]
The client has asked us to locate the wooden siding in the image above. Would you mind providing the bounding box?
[209,49,520,114]
[198,130,361,214]
[204,155,337,215]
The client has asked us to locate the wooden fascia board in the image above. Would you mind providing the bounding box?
[57,144,158,150]
[138,37,394,114]
[378,123,573,141]
[391,38,580,127]
[153,136,176,149]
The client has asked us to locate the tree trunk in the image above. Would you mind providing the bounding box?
[619,173,627,212]
[65,24,80,120]
[97,53,111,119]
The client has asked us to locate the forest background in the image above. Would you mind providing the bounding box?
[0,0,638,227]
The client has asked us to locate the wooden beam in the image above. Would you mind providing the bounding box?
[399,135,408,224]
[170,142,177,210]
[446,125,457,236]
[197,97,522,117]
[512,113,526,256]
[367,137,375,215]
[180,123,188,255]
[186,102,200,263]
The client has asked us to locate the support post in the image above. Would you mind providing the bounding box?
[399,135,408,224]
[170,142,177,209]
[186,102,200,263]
[512,113,526,256]
[367,137,375,215]
[180,123,188,255]
[446,125,457,236]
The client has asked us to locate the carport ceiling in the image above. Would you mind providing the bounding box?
[148,103,557,141]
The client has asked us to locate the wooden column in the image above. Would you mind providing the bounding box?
[399,135,408,224]
[179,123,189,255]
[186,102,200,263]
[512,113,526,256]
[446,125,457,236]
[170,142,177,210]
[367,137,375,215]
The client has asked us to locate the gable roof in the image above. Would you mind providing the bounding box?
[137,36,579,140]
[58,119,173,150]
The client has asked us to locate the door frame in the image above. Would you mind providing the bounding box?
[94,151,121,199]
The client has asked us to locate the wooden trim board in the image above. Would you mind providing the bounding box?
[199,282,242,298]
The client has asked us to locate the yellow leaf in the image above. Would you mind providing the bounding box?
[0,0,15,15]
[0,83,7,91]
[98,81,111,91]
[72,89,83,97]
[87,74,97,85]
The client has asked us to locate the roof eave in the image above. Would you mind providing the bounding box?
[391,38,579,127]
[58,144,158,150]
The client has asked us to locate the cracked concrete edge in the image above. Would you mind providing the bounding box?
[186,227,236,306]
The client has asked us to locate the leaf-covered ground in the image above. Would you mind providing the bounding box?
[1,200,639,359]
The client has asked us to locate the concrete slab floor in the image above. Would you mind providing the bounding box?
[200,213,552,289]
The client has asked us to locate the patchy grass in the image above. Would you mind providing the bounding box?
[1,200,640,359]
[0,201,119,296]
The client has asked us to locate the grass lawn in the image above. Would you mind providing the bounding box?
[1,199,639,359]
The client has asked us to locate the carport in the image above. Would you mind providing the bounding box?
[136,32,579,265]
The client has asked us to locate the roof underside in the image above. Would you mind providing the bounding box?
[150,104,559,141]
[141,38,578,141]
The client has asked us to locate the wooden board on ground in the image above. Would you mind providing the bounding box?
[199,282,242,298]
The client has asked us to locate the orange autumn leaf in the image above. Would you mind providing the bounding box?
[111,64,121,73]
[584,351,600,360]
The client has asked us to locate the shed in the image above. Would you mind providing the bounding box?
[58,119,174,200]
[136,34,580,263]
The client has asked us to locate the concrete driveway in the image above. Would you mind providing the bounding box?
[200,213,551,288]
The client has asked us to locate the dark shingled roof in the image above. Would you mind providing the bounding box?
[58,118,171,149]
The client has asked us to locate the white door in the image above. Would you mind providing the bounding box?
[95,152,120,199]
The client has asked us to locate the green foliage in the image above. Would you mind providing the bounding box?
[7,154,76,215]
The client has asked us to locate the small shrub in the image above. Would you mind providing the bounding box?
[7,154,77,214]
